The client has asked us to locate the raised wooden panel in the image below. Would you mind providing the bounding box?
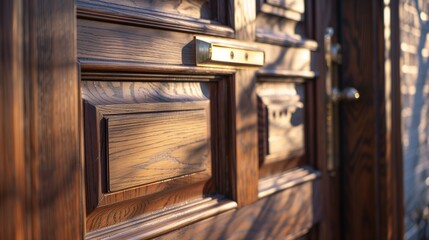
[257,81,306,178]
[106,109,210,192]
[80,71,236,235]
[256,0,317,49]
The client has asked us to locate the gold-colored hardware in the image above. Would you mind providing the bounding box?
[325,27,360,175]
[195,37,265,68]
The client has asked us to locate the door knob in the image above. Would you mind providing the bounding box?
[331,87,360,102]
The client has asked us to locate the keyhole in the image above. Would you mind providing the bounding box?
[230,51,234,59]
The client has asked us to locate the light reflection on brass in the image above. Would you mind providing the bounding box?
[195,36,265,68]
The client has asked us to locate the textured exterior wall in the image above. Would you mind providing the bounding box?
[401,0,429,239]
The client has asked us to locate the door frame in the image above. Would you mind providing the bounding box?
[0,0,404,239]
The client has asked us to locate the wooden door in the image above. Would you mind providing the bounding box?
[76,0,340,239]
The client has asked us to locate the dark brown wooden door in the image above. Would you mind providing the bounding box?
[76,0,340,239]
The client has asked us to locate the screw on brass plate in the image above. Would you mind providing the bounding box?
[245,52,249,60]
[230,51,234,59]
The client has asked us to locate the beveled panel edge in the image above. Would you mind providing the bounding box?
[76,3,235,38]
[85,196,237,240]
[79,60,237,77]
[258,166,320,198]
[256,29,318,51]
[257,69,318,80]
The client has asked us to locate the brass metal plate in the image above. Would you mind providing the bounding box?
[195,36,265,68]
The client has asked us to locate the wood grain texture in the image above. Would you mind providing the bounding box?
[155,180,321,240]
[79,60,237,76]
[106,110,211,192]
[77,19,195,65]
[24,0,83,238]
[86,181,213,232]
[312,0,341,239]
[82,81,210,105]
[82,81,214,210]
[386,0,404,238]
[77,0,234,37]
[0,0,26,238]
[256,29,318,50]
[227,0,259,207]
[78,19,311,73]
[258,167,320,198]
[81,0,213,19]
[87,197,237,240]
[339,0,388,239]
[80,74,237,234]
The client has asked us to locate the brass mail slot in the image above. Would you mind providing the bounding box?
[195,37,265,67]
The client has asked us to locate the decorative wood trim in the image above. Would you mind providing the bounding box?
[86,197,237,240]
[77,2,235,38]
[259,2,303,21]
[15,0,83,238]
[79,60,237,76]
[257,69,318,79]
[256,29,318,50]
[256,81,307,178]
[385,0,404,238]
[259,167,320,198]
[155,179,321,239]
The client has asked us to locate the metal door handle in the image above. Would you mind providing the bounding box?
[324,27,360,174]
[332,87,360,102]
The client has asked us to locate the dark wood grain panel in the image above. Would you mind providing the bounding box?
[155,179,321,240]
[340,0,385,239]
[0,1,26,238]
[22,0,83,238]
[106,110,211,192]
[340,0,394,239]
[77,19,195,65]
[1,0,84,238]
